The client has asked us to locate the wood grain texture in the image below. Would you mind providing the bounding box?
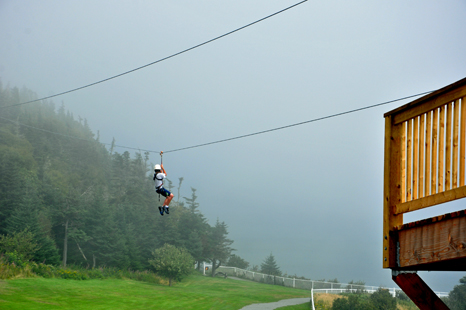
[392,273,450,310]
[398,211,466,268]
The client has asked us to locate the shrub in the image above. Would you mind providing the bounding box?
[149,244,194,286]
[56,268,89,280]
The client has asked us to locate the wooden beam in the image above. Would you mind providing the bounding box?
[398,211,466,268]
[385,77,466,119]
[392,272,450,310]
[390,84,466,124]
[395,185,466,215]
[383,115,403,268]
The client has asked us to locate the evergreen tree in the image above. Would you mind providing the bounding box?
[208,219,234,277]
[260,253,282,276]
[0,83,234,272]
[179,188,210,269]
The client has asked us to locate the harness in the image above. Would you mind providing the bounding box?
[154,173,164,189]
[154,172,163,201]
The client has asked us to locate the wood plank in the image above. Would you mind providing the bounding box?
[439,105,445,193]
[453,100,459,188]
[392,273,450,310]
[391,85,466,124]
[446,102,452,190]
[398,210,466,230]
[461,97,466,186]
[394,185,466,215]
[385,77,466,119]
[432,108,438,194]
[383,115,403,268]
[413,117,419,199]
[398,212,466,268]
[383,115,393,269]
[407,119,413,201]
[419,114,425,197]
[425,111,432,196]
[401,122,406,203]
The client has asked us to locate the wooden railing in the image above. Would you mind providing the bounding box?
[400,99,466,203]
[383,77,466,268]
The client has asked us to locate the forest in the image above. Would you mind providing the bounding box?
[0,83,233,275]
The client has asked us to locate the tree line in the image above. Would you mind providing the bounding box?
[0,83,233,274]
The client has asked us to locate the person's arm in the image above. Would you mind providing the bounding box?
[161,164,167,176]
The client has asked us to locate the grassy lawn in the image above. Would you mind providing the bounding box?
[0,274,311,309]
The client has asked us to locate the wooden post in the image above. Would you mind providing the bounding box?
[453,100,459,188]
[383,115,403,268]
[392,272,449,310]
[420,114,425,197]
[460,97,466,186]
[414,116,419,199]
[446,102,452,190]
[425,111,432,195]
[407,119,413,201]
[432,108,439,194]
[439,105,445,192]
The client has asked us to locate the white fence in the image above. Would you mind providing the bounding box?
[203,264,449,298]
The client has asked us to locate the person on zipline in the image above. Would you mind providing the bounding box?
[153,152,173,215]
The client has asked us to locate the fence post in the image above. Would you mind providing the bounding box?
[293,278,295,288]
[203,262,205,275]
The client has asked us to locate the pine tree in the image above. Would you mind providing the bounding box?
[260,253,282,276]
[208,219,234,277]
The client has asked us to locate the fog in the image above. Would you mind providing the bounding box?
[1,0,466,291]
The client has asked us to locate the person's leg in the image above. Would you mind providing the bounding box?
[156,188,167,216]
[159,189,173,214]
[164,193,174,206]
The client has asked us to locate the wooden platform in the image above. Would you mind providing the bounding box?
[397,210,466,270]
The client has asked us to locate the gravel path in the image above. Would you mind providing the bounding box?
[228,276,311,309]
[238,298,311,310]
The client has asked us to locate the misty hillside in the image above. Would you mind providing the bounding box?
[0,83,233,271]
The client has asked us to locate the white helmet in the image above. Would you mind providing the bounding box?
[154,164,161,170]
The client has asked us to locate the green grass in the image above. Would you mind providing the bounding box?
[0,273,311,309]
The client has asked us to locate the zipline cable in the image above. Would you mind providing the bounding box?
[0,115,156,153]
[164,90,433,153]
[0,90,433,154]
[1,0,308,109]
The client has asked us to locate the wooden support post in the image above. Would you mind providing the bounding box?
[392,272,450,310]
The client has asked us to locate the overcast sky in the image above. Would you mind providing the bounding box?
[1,0,466,291]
